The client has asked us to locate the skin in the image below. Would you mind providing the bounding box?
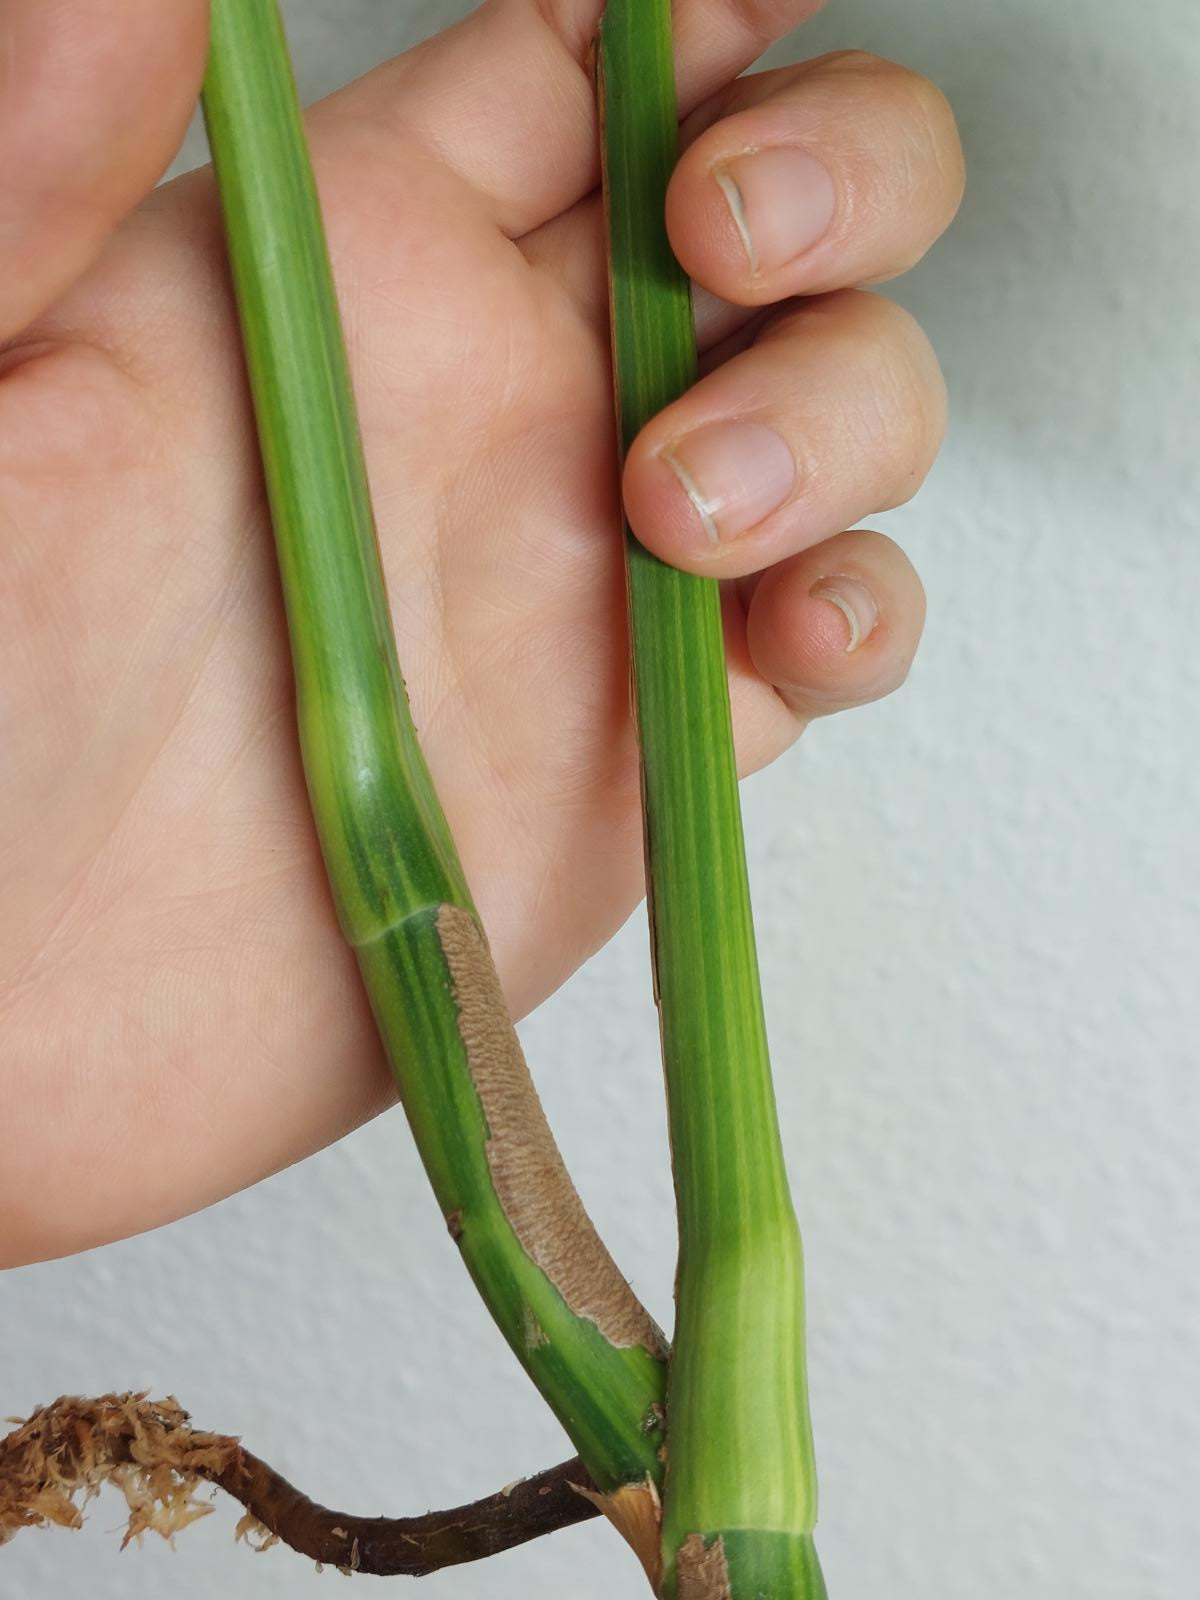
[0,0,963,1267]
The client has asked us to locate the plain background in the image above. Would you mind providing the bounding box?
[4,1,1197,1596]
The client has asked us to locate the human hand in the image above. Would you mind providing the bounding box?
[0,0,962,1264]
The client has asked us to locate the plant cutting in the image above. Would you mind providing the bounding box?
[196,0,672,1542]
[3,0,963,1592]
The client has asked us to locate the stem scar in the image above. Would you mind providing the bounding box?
[676,1532,732,1599]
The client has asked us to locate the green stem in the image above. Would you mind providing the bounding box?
[599,5,824,1595]
[200,0,666,1535]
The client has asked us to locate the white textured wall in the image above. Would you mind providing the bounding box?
[5,2,1197,1596]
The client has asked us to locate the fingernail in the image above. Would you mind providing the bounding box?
[662,420,796,545]
[810,576,878,653]
[714,148,836,273]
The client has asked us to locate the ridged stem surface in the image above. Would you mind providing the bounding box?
[599,4,824,1593]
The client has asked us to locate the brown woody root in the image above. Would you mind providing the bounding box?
[0,1393,598,1576]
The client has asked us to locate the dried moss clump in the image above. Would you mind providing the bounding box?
[1,1390,597,1576]
[0,1392,248,1550]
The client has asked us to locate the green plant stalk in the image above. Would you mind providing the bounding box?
[599,4,825,1596]
[200,0,668,1526]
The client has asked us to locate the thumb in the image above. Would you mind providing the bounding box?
[0,0,209,345]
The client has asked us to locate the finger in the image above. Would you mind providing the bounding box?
[0,0,209,345]
[623,289,947,579]
[743,528,926,723]
[667,51,964,306]
[313,0,827,238]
